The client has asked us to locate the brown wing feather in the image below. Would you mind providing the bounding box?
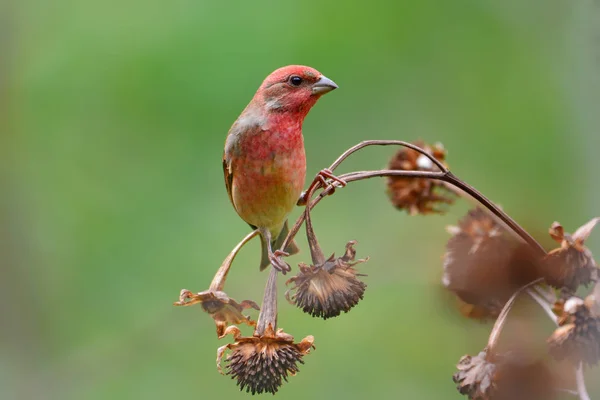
[222,153,235,207]
[223,150,257,230]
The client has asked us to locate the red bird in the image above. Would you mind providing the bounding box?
[223,65,338,271]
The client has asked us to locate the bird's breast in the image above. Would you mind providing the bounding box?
[230,126,306,233]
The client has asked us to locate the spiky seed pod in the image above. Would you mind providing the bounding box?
[217,326,314,395]
[548,296,600,366]
[386,140,456,215]
[285,241,367,319]
[541,218,600,293]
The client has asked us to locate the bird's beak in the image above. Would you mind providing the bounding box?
[311,75,338,95]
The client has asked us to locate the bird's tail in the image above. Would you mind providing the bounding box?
[259,220,300,271]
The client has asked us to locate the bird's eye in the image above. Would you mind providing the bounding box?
[289,75,303,86]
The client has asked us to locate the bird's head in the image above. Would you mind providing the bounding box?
[255,65,338,115]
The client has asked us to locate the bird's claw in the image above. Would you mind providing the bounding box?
[269,250,291,274]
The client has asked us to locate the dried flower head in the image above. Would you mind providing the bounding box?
[548,295,600,366]
[174,289,259,338]
[443,208,537,319]
[541,218,599,292]
[386,140,456,215]
[217,325,314,395]
[454,351,497,399]
[454,350,556,400]
[285,241,368,319]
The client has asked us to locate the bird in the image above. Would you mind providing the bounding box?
[223,65,338,272]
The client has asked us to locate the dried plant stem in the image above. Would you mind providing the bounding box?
[324,140,544,255]
[526,289,558,324]
[442,172,546,257]
[576,363,591,400]
[255,268,279,336]
[281,141,546,259]
[304,206,326,265]
[209,229,259,292]
[327,140,448,172]
[486,279,543,352]
[282,169,545,259]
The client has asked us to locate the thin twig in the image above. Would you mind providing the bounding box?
[209,229,259,291]
[526,289,558,324]
[255,268,279,336]
[304,201,326,265]
[282,167,546,259]
[576,363,591,400]
[327,140,448,173]
[443,172,546,257]
[487,279,543,351]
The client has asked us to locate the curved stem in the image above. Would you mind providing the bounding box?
[209,229,259,292]
[304,205,326,265]
[280,170,445,251]
[527,289,558,324]
[282,169,546,260]
[487,279,543,352]
[328,140,448,173]
[575,363,591,400]
[443,172,546,257]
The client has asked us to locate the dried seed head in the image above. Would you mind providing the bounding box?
[541,218,600,292]
[217,325,314,395]
[443,208,537,319]
[174,289,259,338]
[548,295,600,366]
[454,351,497,399]
[286,241,368,319]
[453,351,557,400]
[386,140,456,215]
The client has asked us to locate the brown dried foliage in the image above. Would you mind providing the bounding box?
[387,141,455,215]
[454,350,557,400]
[174,289,259,338]
[443,208,541,319]
[540,219,599,293]
[548,296,600,366]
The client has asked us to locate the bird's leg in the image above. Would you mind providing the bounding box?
[260,227,292,274]
[297,168,347,206]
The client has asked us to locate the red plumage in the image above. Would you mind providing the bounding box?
[223,65,338,270]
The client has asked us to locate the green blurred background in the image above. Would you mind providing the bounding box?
[3,0,600,398]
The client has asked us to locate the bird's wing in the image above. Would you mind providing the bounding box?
[222,121,265,217]
[222,151,235,207]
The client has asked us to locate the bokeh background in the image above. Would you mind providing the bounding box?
[2,0,600,398]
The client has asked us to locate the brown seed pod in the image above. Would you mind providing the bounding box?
[286,241,368,319]
[443,208,540,319]
[547,296,600,366]
[387,140,456,215]
[454,350,557,400]
[540,218,599,292]
[217,325,314,395]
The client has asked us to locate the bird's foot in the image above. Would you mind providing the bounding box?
[298,168,347,206]
[269,249,291,274]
